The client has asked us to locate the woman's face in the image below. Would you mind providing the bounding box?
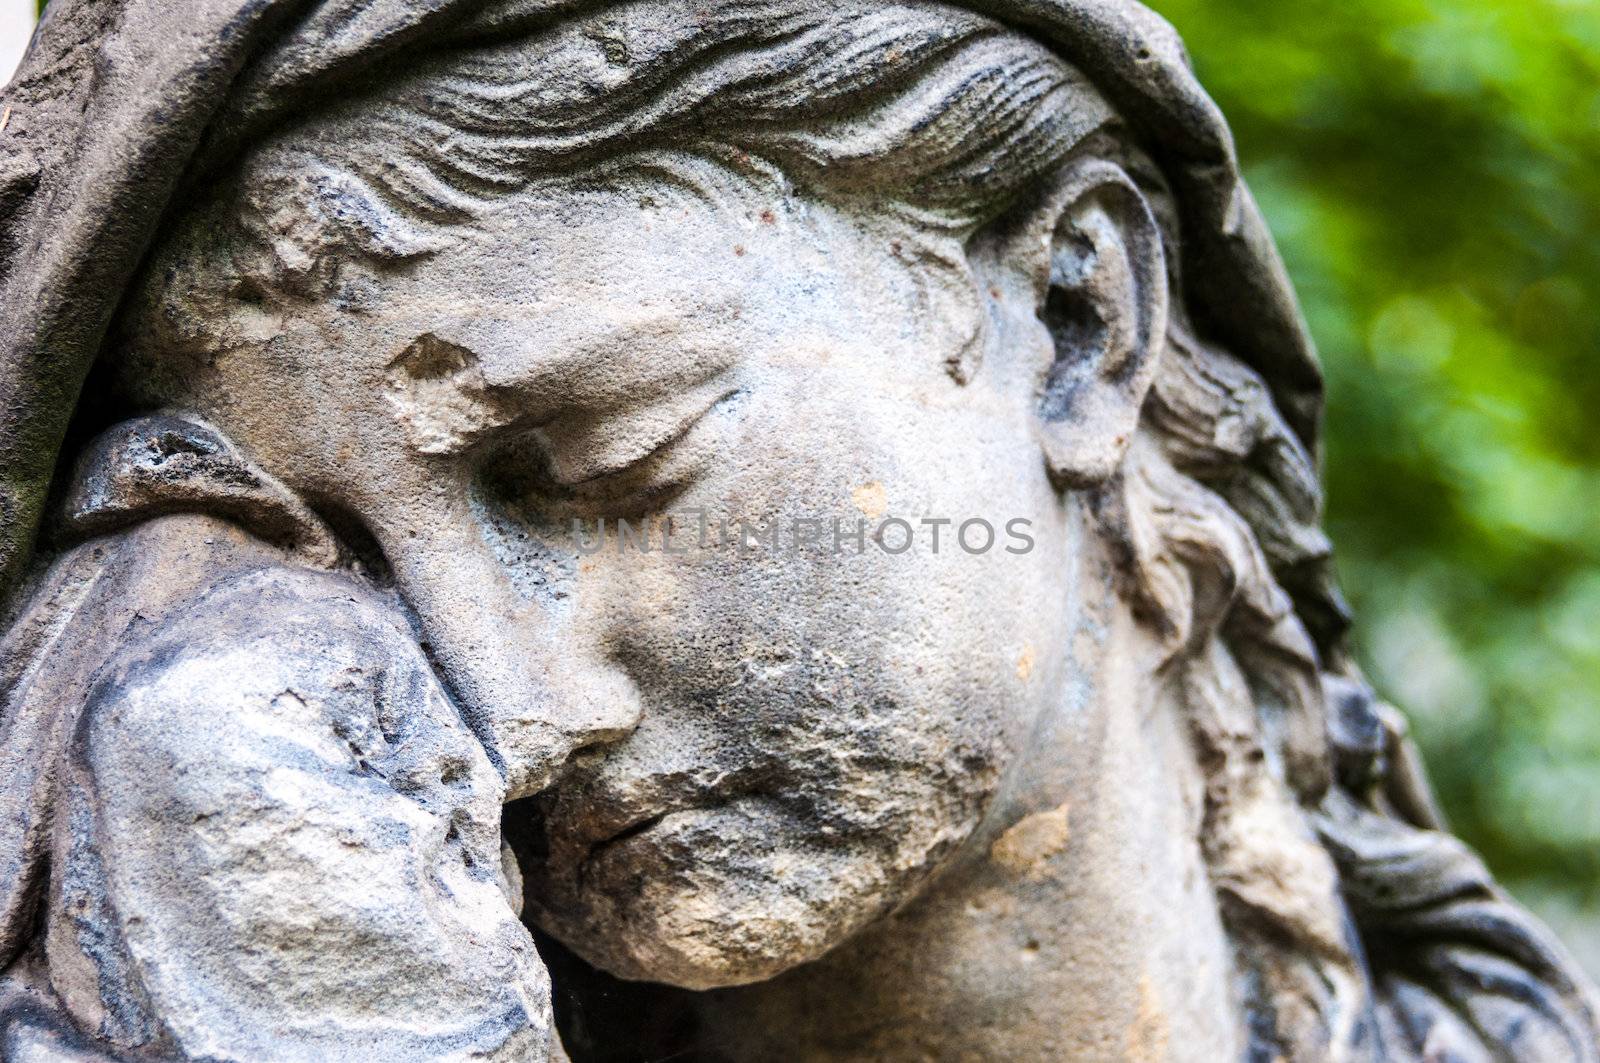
[164,173,1088,989]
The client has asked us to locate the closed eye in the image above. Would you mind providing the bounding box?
[482,386,748,521]
[548,384,744,488]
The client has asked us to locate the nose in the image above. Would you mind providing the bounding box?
[378,506,644,800]
[458,642,646,802]
[543,654,647,754]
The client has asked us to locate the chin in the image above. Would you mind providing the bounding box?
[534,802,910,990]
[566,897,841,991]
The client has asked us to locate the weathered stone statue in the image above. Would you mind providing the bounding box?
[0,1,1595,1060]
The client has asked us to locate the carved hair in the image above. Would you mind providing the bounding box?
[120,2,1116,376]
[118,3,1599,1058]
[1094,87,1600,1063]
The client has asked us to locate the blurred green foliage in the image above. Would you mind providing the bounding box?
[1150,0,1600,915]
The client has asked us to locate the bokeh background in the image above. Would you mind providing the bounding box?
[7,0,1600,970]
[1148,0,1600,971]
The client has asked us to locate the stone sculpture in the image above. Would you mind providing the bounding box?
[0,1,1595,1060]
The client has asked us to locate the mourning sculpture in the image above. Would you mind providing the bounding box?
[0,1,1596,1060]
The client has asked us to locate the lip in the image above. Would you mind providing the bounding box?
[589,810,670,859]
[575,809,673,892]
[577,796,742,880]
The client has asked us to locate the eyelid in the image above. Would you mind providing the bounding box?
[541,381,740,487]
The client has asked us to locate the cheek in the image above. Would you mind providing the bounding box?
[526,376,1081,986]
[602,390,1072,828]
[855,514,1075,818]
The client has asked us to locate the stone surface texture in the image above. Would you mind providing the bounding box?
[0,1,1595,1060]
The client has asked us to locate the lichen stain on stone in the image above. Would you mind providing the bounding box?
[1016,643,1036,682]
[1123,974,1170,1062]
[850,481,887,520]
[988,802,1070,880]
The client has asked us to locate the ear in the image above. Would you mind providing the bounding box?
[996,159,1169,488]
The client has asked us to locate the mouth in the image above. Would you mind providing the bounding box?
[585,810,670,866]
[575,795,748,887]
